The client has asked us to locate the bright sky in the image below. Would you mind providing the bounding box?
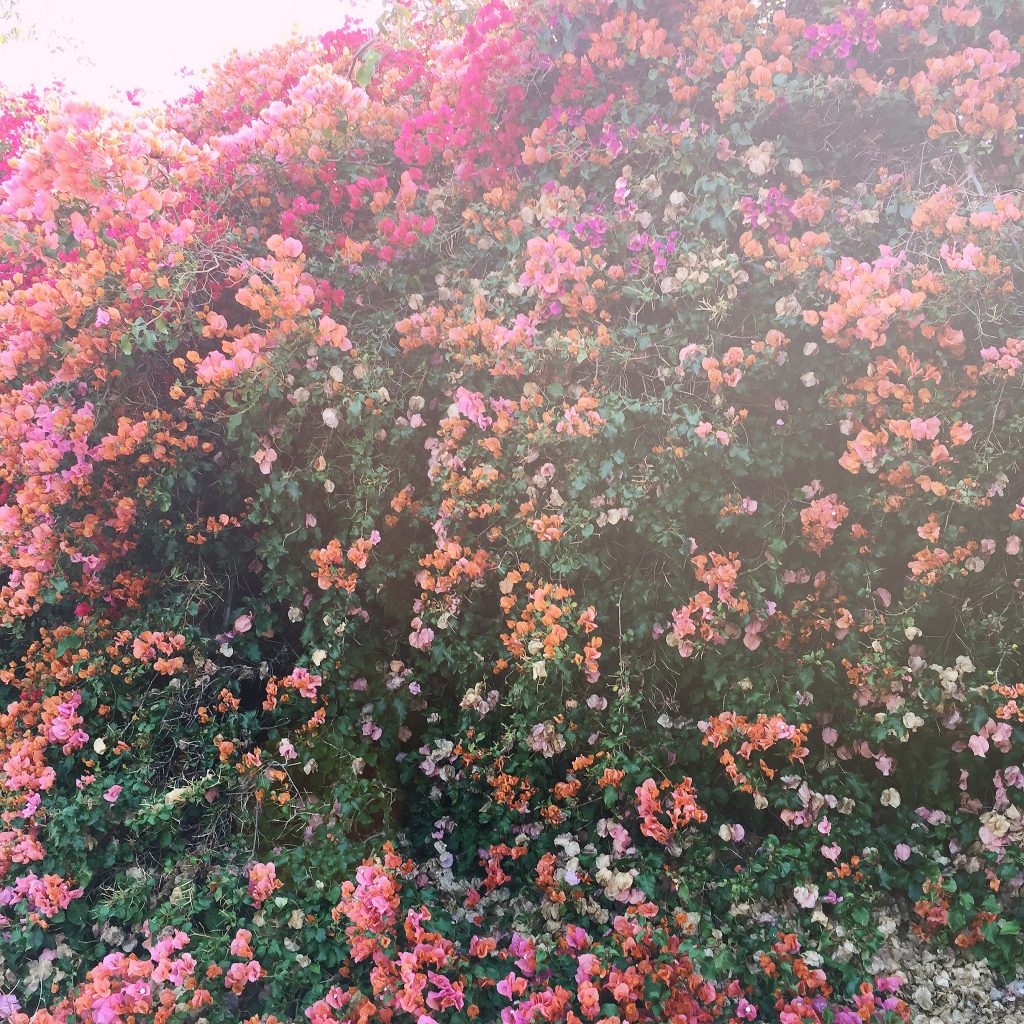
[2,0,385,104]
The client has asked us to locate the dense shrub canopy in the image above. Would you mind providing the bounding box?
[1,1,1023,1022]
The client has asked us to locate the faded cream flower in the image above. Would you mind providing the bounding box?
[794,883,819,908]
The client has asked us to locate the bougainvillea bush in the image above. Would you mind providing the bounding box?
[2,0,1024,1020]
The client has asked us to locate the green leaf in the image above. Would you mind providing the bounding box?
[355,49,382,87]
[56,635,80,657]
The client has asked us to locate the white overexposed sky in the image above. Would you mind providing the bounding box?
[2,0,385,104]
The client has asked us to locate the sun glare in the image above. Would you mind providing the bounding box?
[2,0,383,103]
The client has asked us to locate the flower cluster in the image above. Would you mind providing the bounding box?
[1,0,1023,1021]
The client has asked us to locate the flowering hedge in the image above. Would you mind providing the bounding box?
[1,0,1024,1021]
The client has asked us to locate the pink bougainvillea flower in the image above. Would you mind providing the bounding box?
[409,623,435,651]
[968,733,990,757]
[254,447,278,475]
[736,998,758,1021]
[247,862,281,907]
[230,928,254,958]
